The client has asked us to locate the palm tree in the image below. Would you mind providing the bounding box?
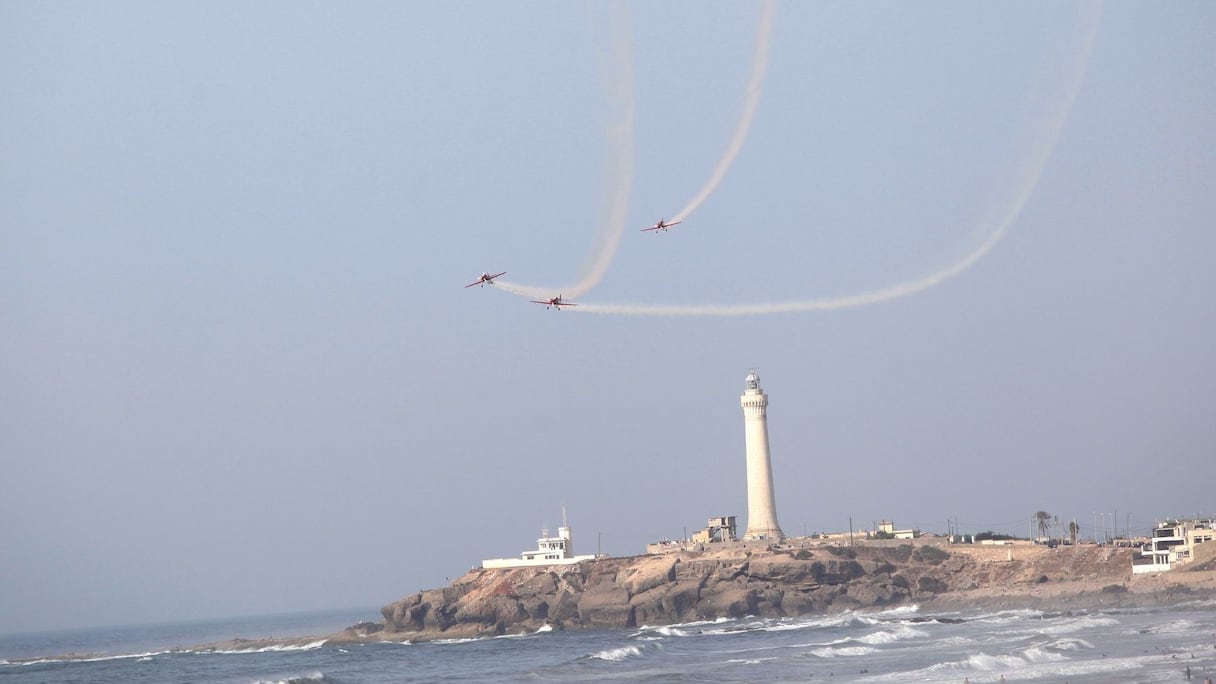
[1034,511,1053,541]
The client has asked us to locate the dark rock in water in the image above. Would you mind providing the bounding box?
[342,622,383,637]
[909,616,965,624]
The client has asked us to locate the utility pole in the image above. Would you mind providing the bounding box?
[849,517,854,547]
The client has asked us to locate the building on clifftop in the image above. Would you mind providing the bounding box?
[1133,517,1215,574]
[481,509,597,569]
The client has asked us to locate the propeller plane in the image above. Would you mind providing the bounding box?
[465,271,507,288]
[530,295,578,310]
[641,218,682,232]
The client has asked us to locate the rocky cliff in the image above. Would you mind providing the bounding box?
[365,542,1141,642]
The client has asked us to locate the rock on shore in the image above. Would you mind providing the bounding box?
[367,542,1195,642]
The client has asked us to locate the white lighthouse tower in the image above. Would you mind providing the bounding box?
[740,371,784,540]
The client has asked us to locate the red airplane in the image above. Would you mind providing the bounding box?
[641,218,682,232]
[530,295,578,310]
[465,271,507,288]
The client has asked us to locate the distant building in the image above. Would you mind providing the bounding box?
[645,516,738,554]
[1132,518,1215,574]
[481,510,597,569]
[874,519,917,539]
[691,516,738,544]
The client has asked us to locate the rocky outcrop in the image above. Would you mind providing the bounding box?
[377,543,1017,641]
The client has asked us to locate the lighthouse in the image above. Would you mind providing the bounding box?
[740,371,784,540]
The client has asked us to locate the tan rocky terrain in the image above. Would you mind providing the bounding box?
[40,540,1199,660]
[343,540,1216,643]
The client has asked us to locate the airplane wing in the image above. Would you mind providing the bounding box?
[489,271,507,279]
[464,281,482,288]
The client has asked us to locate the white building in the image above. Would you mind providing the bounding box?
[1133,518,1215,574]
[481,512,597,569]
[876,519,917,539]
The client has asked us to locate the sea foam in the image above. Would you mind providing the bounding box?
[588,645,644,662]
[809,645,879,658]
[857,624,928,645]
[251,673,337,684]
[210,640,328,655]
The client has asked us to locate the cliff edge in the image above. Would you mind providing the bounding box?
[354,542,1209,643]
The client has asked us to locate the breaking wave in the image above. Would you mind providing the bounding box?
[209,640,328,655]
[972,608,1045,624]
[1046,636,1093,651]
[430,636,487,646]
[856,624,928,645]
[1021,645,1067,663]
[1033,616,1120,636]
[809,644,879,658]
[727,656,778,664]
[872,651,1159,683]
[252,673,340,684]
[587,645,644,662]
[4,649,178,666]
[873,604,921,618]
[1139,618,1202,635]
[631,616,733,638]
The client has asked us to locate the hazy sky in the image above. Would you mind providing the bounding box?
[3,1,1214,635]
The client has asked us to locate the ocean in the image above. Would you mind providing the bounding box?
[2,601,1215,683]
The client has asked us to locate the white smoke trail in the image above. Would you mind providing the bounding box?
[501,1,775,302]
[495,1,634,301]
[671,0,776,224]
[573,3,1102,317]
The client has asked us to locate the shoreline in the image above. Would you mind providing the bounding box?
[8,549,1216,663]
[176,571,1216,653]
[172,564,1216,654]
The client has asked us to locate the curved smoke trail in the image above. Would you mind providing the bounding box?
[495,1,634,302]
[670,0,776,224]
[499,1,776,302]
[574,3,1102,317]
